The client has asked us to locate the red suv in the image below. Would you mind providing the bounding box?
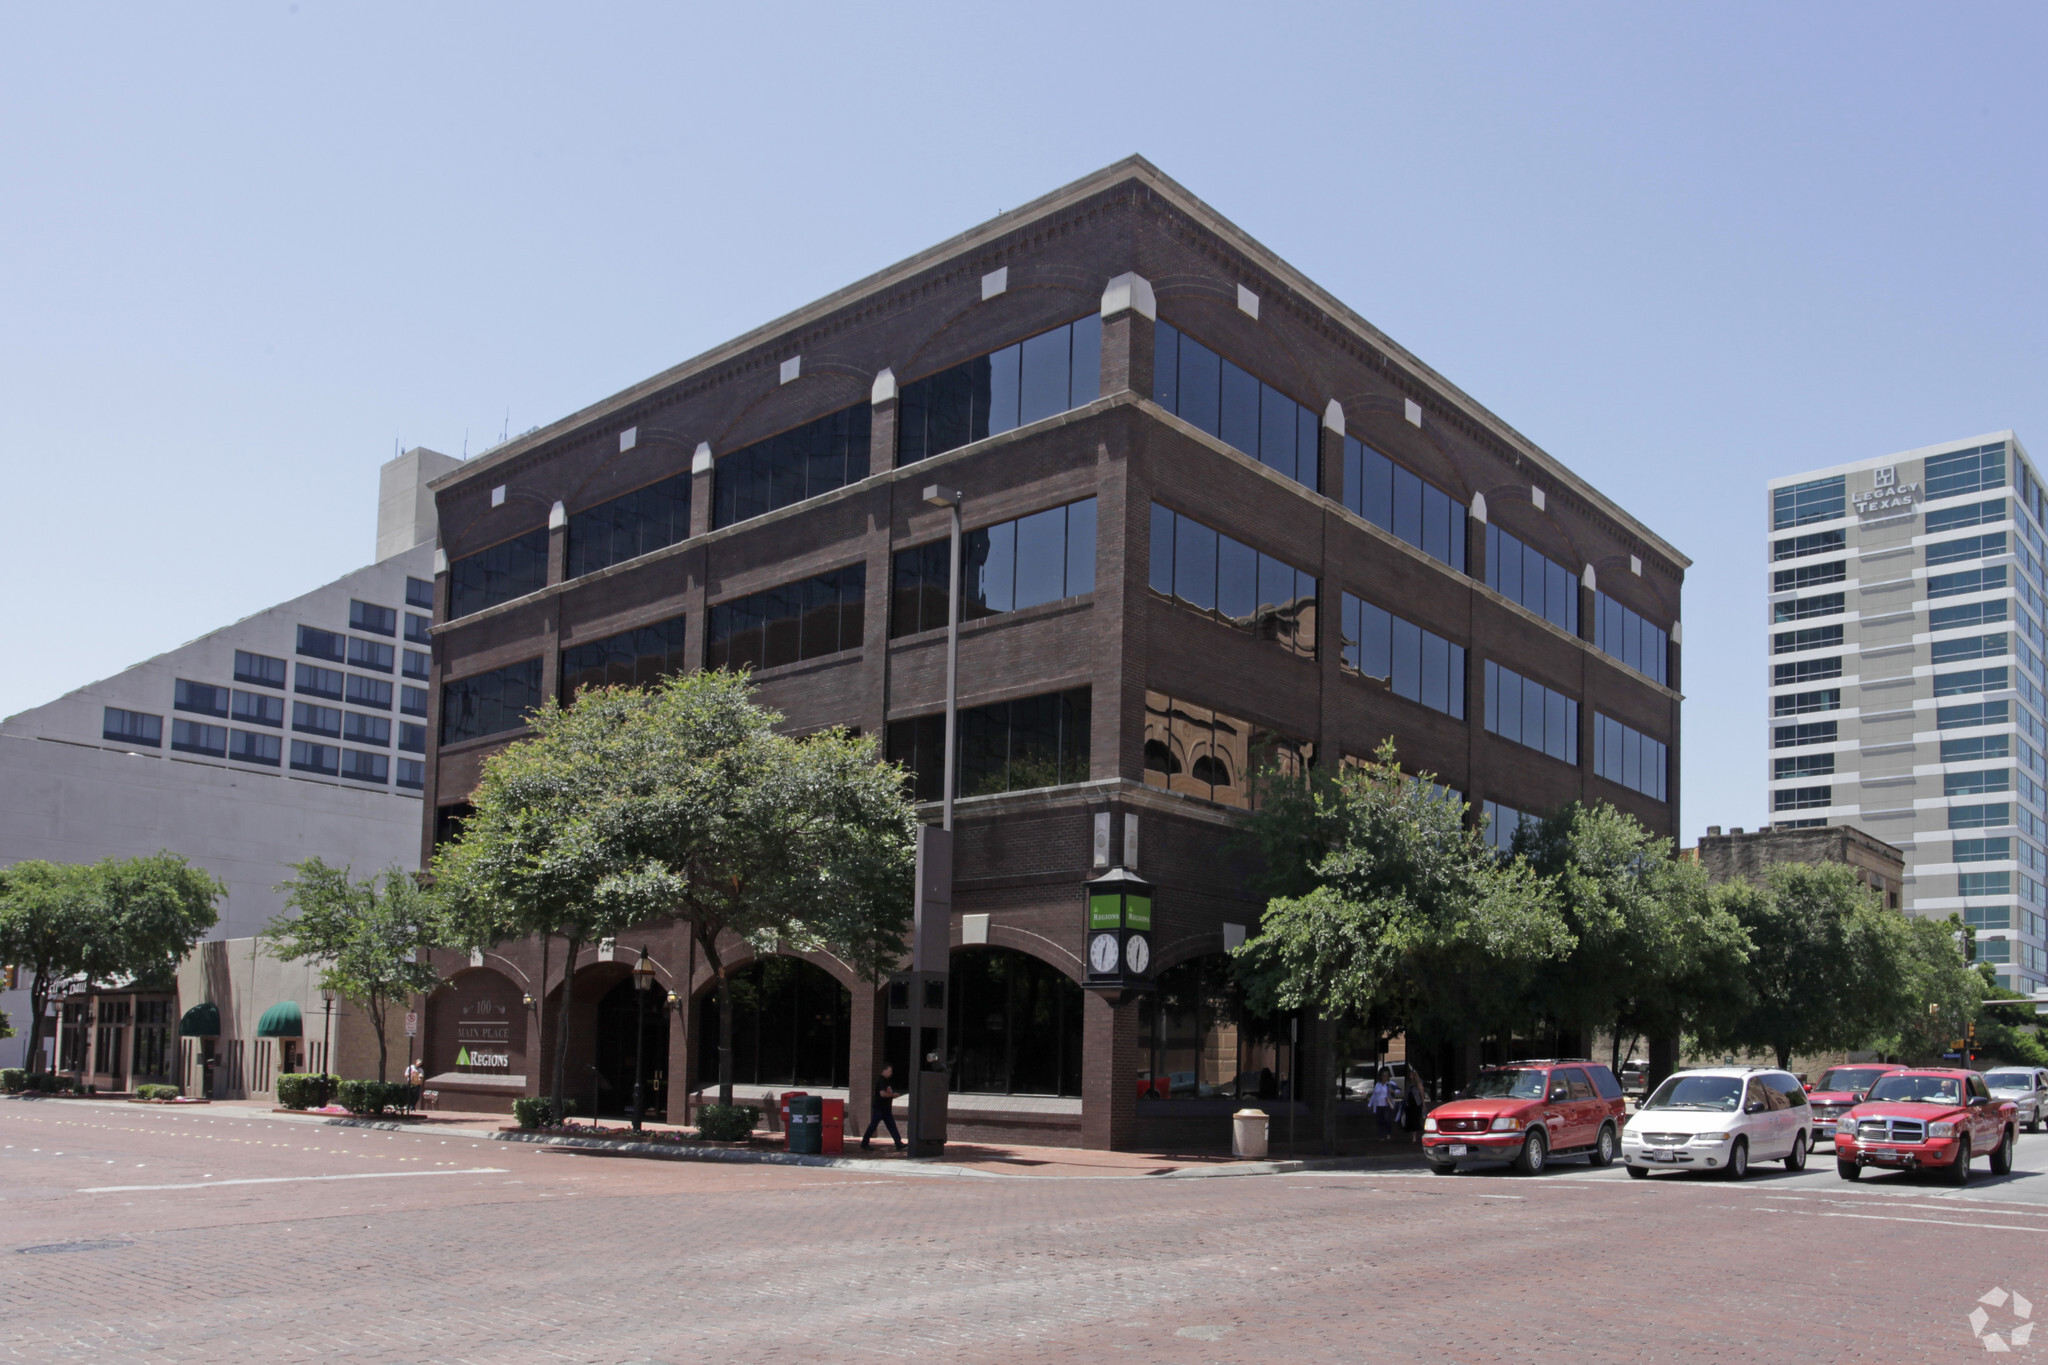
[1805,1064,1908,1143]
[1422,1060,1629,1175]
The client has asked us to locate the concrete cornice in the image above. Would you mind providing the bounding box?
[435,155,1687,571]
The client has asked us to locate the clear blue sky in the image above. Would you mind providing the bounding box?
[4,3,2043,844]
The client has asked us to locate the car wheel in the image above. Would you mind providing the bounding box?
[1427,1160,1457,1176]
[1589,1124,1617,1168]
[1836,1157,1860,1181]
[1722,1136,1749,1181]
[1626,1163,1649,1180]
[1513,1128,1548,1175]
[1991,1128,2015,1176]
[1946,1135,1972,1186]
[2029,1109,2042,1135]
[1784,1131,1808,1171]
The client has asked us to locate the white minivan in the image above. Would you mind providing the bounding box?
[1621,1067,1815,1180]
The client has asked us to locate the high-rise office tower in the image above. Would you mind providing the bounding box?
[1768,432,2048,996]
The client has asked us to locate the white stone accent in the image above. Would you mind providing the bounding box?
[598,938,616,963]
[1323,398,1344,433]
[433,548,449,575]
[962,913,991,945]
[1671,621,1683,644]
[871,368,897,405]
[779,355,801,385]
[1124,812,1140,871]
[1093,811,1111,867]
[490,485,506,507]
[1404,398,1422,426]
[1531,486,1547,511]
[1222,922,1247,951]
[469,948,484,968]
[692,442,713,474]
[1236,284,1260,319]
[548,501,567,530]
[1582,564,1597,590]
[1631,554,1644,576]
[619,426,637,452]
[981,267,1008,300]
[1100,272,1156,320]
[1471,492,1489,524]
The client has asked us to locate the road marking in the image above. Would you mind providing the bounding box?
[78,1168,509,1193]
[1770,1208,2047,1235]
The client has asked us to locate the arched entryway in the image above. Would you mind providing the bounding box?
[948,947,1082,1097]
[592,975,672,1120]
[696,956,851,1090]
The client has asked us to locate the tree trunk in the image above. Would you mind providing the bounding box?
[24,967,50,1075]
[370,998,388,1082]
[536,933,551,1112]
[1776,1043,1792,1070]
[697,928,733,1107]
[1319,1014,1337,1156]
[552,936,582,1120]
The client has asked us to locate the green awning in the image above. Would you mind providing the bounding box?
[179,1002,221,1037]
[256,1001,303,1038]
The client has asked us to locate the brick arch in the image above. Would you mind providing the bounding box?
[895,282,1101,383]
[710,370,872,453]
[971,921,1086,984]
[1152,286,1323,407]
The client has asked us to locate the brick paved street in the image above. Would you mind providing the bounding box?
[4,1098,2046,1363]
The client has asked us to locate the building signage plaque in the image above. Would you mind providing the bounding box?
[1854,465,1918,518]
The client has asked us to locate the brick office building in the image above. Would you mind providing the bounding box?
[414,157,1687,1149]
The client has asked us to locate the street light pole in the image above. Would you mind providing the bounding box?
[319,987,334,1079]
[631,948,656,1133]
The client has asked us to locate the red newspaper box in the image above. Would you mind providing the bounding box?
[820,1098,845,1155]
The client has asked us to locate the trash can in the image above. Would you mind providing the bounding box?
[1232,1108,1270,1160]
[820,1098,845,1155]
[777,1090,806,1133]
[788,1095,824,1155]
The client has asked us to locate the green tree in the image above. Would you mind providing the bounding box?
[1870,914,1985,1063]
[1515,803,1752,1066]
[579,671,917,1106]
[1694,862,1911,1069]
[432,683,655,1116]
[0,854,221,1073]
[1233,742,1573,1054]
[266,859,448,1081]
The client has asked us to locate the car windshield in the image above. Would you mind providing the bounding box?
[1643,1075,1742,1111]
[1983,1071,2034,1090]
[1867,1074,1963,1105]
[1468,1069,1547,1100]
[1815,1068,1889,1093]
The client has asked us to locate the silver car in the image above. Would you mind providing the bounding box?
[1983,1067,2048,1133]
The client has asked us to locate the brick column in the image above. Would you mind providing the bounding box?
[849,981,884,1140]
[869,370,898,477]
[1099,272,1156,399]
[1080,988,1140,1150]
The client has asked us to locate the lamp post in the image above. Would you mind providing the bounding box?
[319,987,335,1082]
[630,948,656,1132]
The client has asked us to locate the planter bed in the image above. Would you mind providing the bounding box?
[127,1097,209,1105]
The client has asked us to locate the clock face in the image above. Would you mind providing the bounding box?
[1089,931,1121,974]
[1125,933,1150,975]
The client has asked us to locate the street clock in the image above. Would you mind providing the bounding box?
[1083,866,1155,992]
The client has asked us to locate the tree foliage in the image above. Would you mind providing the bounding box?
[0,853,221,1072]
[1692,862,1911,1069]
[266,859,448,1081]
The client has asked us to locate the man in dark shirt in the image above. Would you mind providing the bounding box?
[862,1064,904,1151]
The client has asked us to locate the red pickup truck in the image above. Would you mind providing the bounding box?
[1833,1068,2018,1184]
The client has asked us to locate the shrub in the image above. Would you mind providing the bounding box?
[1,1068,25,1093]
[695,1104,760,1143]
[135,1084,181,1101]
[336,1079,412,1116]
[513,1095,555,1129]
[24,1073,73,1094]
[275,1073,339,1110]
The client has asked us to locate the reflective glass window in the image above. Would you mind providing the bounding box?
[1594,712,1669,801]
[1594,592,1669,684]
[1154,321,1318,491]
[1141,690,1313,810]
[897,315,1102,467]
[170,719,227,757]
[295,664,344,701]
[232,690,284,727]
[293,702,341,738]
[1488,526,1577,633]
[174,680,230,718]
[349,600,397,636]
[1340,592,1466,719]
[229,730,281,766]
[1772,476,1846,530]
[891,499,1096,637]
[348,638,395,673]
[560,612,690,699]
[405,577,435,610]
[234,650,287,688]
[707,567,865,672]
[1925,443,2007,500]
[343,713,391,746]
[448,528,549,620]
[340,750,389,784]
[396,757,426,790]
[296,626,346,663]
[290,739,339,775]
[1149,504,1316,659]
[1483,661,1578,765]
[346,675,393,710]
[440,658,545,744]
[886,687,1091,802]
[567,470,694,577]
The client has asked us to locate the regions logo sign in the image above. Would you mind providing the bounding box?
[455,1046,510,1070]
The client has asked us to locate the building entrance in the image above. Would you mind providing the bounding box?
[592,976,670,1120]
[695,957,850,1091]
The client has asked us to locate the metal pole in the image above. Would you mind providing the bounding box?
[943,499,962,831]
[632,990,647,1133]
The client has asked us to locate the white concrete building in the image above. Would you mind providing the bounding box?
[1767,432,2048,997]
[0,448,460,1068]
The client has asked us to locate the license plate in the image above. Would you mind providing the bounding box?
[1448,1144,1467,1156]
[1870,1151,1904,1164]
[1646,1151,1676,1162]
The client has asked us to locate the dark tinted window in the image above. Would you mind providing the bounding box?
[567,471,693,577]
[295,664,344,701]
[349,600,397,636]
[713,404,871,530]
[1772,529,1845,561]
[1932,633,2006,665]
[1774,753,1833,780]
[1155,320,1318,491]
[400,685,429,717]
[346,675,393,710]
[340,749,388,784]
[1562,1068,1596,1101]
[405,576,435,610]
[1772,475,1845,530]
[1594,592,1668,684]
[1774,593,1844,622]
[1484,662,1577,765]
[397,757,425,789]
[892,498,1096,636]
[405,613,431,643]
[561,613,690,699]
[448,528,549,620]
[1773,720,1837,748]
[343,713,391,746]
[1926,498,2005,534]
[1594,713,1669,801]
[293,702,342,738]
[171,719,227,757]
[402,649,431,680]
[1927,532,2006,567]
[290,739,339,775]
[296,626,346,662]
[1587,1065,1623,1100]
[1773,689,1839,717]
[1340,592,1464,719]
[1342,437,1468,575]
[887,688,1091,802]
[707,567,865,672]
[1773,786,1831,812]
[1931,600,2007,631]
[1925,442,2006,500]
[231,690,284,727]
[348,638,395,673]
[174,680,230,717]
[441,659,544,745]
[1489,525,1578,634]
[898,315,1102,466]
[1143,690,1314,810]
[1774,657,1842,685]
[1773,561,1845,592]
[1774,625,1843,655]
[1150,504,1317,660]
[399,722,427,753]
[234,650,287,688]
[230,730,281,765]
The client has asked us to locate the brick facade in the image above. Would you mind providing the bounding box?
[416,158,1688,1149]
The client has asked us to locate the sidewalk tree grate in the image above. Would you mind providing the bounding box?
[17,1240,135,1255]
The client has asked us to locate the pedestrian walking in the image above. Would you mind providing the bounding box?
[1370,1067,1395,1142]
[404,1059,424,1112]
[1403,1069,1427,1145]
[862,1064,905,1151]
